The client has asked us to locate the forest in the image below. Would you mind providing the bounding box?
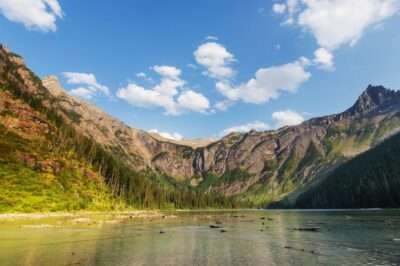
[0,52,242,211]
[294,132,400,208]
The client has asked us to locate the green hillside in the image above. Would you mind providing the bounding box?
[0,47,240,212]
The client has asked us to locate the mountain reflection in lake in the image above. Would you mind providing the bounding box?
[0,210,399,266]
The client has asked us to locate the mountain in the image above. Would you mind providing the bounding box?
[291,131,400,209]
[0,45,238,212]
[42,76,400,205]
[1,44,400,211]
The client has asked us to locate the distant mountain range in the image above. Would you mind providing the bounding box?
[1,44,399,211]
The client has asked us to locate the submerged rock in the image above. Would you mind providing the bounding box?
[209,225,222,229]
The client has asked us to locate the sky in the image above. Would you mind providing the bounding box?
[1,0,400,140]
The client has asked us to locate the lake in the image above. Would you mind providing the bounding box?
[0,210,399,266]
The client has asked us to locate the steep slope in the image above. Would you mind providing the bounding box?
[42,68,400,208]
[2,44,400,210]
[0,45,239,212]
[42,75,400,208]
[0,48,121,212]
[153,85,400,206]
[292,131,400,209]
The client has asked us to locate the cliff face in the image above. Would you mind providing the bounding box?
[3,44,400,207]
[42,72,400,205]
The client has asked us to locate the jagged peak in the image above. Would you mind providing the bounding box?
[346,85,400,116]
[0,44,25,66]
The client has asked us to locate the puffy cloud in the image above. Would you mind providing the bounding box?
[0,0,63,32]
[192,41,310,108]
[273,3,287,14]
[69,87,96,100]
[275,0,400,50]
[313,47,334,70]
[63,72,109,99]
[177,90,210,113]
[194,42,236,80]
[272,109,304,127]
[117,83,179,114]
[152,65,181,79]
[215,58,311,104]
[149,129,184,141]
[299,0,400,50]
[222,121,270,135]
[117,65,210,115]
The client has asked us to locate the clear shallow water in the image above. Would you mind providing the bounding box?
[0,210,399,266]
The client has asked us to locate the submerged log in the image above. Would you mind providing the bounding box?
[293,227,321,232]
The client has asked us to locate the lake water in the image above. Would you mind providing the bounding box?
[0,210,399,266]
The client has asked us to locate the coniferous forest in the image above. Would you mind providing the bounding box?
[294,132,400,209]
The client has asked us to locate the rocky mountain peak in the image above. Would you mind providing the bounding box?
[346,85,400,116]
[42,76,66,97]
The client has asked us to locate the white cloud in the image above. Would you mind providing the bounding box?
[272,110,304,128]
[191,40,311,112]
[177,90,210,113]
[149,129,184,141]
[214,100,233,111]
[273,3,287,14]
[293,0,400,50]
[136,72,147,78]
[0,0,63,32]
[287,0,300,14]
[205,35,219,41]
[63,72,109,99]
[117,83,179,114]
[215,58,311,104]
[222,121,270,135]
[69,87,96,100]
[152,65,181,79]
[117,65,210,115]
[194,42,236,80]
[187,63,198,69]
[313,47,334,70]
[136,72,154,82]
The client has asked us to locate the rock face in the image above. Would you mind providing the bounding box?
[42,73,400,205]
[3,44,400,206]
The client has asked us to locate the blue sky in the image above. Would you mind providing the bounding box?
[1,0,400,140]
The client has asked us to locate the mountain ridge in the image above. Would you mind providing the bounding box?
[2,44,400,209]
[44,72,400,205]
[41,71,400,206]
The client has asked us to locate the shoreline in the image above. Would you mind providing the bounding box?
[0,210,164,220]
[0,208,393,220]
